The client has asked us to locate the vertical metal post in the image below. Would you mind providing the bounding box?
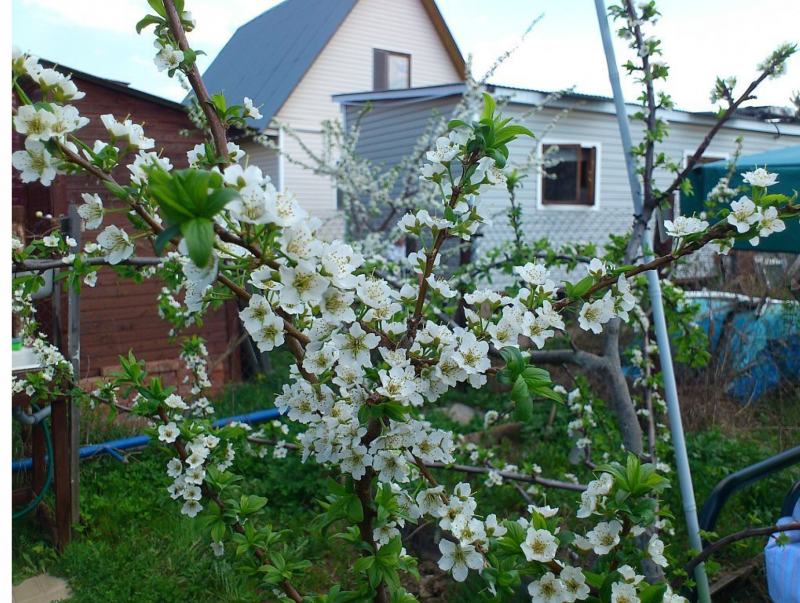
[593,1,711,600]
[66,204,81,525]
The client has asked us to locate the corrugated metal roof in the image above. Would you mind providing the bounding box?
[197,0,358,128]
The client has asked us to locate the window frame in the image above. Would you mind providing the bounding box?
[537,140,602,211]
[373,48,411,91]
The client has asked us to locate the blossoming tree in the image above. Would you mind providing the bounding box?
[11,1,799,602]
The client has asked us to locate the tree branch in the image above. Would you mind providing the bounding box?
[423,461,587,492]
[673,522,800,590]
[13,256,163,272]
[162,0,230,164]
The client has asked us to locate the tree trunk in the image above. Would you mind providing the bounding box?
[600,355,644,457]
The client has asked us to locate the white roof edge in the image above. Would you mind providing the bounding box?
[333,84,800,136]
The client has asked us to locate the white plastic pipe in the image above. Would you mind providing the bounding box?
[593,1,711,600]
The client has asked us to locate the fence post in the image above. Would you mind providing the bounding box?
[67,204,81,525]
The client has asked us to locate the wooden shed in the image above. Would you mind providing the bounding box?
[12,63,242,392]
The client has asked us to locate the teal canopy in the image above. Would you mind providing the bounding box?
[682,144,800,253]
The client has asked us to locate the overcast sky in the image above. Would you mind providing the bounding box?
[11,0,800,112]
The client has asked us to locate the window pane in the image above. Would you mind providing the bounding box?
[373,49,388,90]
[387,54,409,89]
[543,147,579,203]
[579,147,595,205]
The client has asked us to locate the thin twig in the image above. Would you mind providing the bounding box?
[674,522,800,590]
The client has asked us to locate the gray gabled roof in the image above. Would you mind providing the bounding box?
[197,0,358,128]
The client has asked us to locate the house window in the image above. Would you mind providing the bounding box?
[541,144,597,206]
[373,49,410,91]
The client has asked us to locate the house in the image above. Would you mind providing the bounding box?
[199,0,465,226]
[331,83,800,266]
[12,64,242,391]
[201,0,800,271]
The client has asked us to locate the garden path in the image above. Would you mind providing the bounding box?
[12,574,71,603]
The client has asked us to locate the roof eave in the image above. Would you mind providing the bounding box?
[419,0,466,79]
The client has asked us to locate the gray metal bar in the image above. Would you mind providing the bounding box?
[66,204,81,525]
[593,2,711,599]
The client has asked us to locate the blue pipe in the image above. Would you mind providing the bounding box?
[12,408,283,472]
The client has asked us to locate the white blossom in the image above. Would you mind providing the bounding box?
[727,196,759,233]
[154,43,184,72]
[664,215,708,238]
[14,105,56,141]
[77,193,104,229]
[742,167,778,187]
[528,572,565,603]
[437,539,483,582]
[587,520,623,555]
[578,297,615,334]
[521,528,558,562]
[97,225,135,265]
[12,138,57,185]
[647,534,668,567]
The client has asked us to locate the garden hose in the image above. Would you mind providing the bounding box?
[12,405,54,520]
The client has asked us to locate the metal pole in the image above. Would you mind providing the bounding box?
[593,1,711,600]
[66,205,81,525]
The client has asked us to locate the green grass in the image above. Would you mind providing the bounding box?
[12,351,800,601]
[12,351,343,602]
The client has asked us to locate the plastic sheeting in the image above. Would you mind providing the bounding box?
[765,499,800,603]
[687,292,800,404]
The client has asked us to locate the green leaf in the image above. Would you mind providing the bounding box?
[147,167,195,223]
[270,552,286,572]
[353,555,375,574]
[103,181,130,201]
[146,0,167,17]
[521,366,551,383]
[181,217,215,268]
[599,571,622,603]
[135,14,163,33]
[379,536,403,558]
[510,375,529,405]
[512,377,532,422]
[346,496,364,523]
[569,275,595,299]
[583,571,604,589]
[497,125,535,139]
[326,477,347,496]
[203,187,239,217]
[367,562,382,588]
[528,382,563,404]
[499,347,525,376]
[153,221,183,256]
[481,93,496,121]
[447,119,470,130]
[488,148,506,168]
[639,583,668,603]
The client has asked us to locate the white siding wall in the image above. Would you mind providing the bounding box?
[274,0,462,218]
[241,139,281,188]
[476,105,800,270]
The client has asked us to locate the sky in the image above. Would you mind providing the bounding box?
[10,0,800,112]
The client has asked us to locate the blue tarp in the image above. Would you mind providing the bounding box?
[689,294,800,403]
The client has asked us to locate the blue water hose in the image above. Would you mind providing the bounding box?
[12,408,283,472]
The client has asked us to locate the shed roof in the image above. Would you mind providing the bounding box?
[197,0,358,128]
[701,144,800,169]
[38,59,186,112]
[334,83,800,136]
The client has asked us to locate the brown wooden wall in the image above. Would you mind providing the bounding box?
[12,73,241,392]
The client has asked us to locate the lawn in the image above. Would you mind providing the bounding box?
[12,351,800,601]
